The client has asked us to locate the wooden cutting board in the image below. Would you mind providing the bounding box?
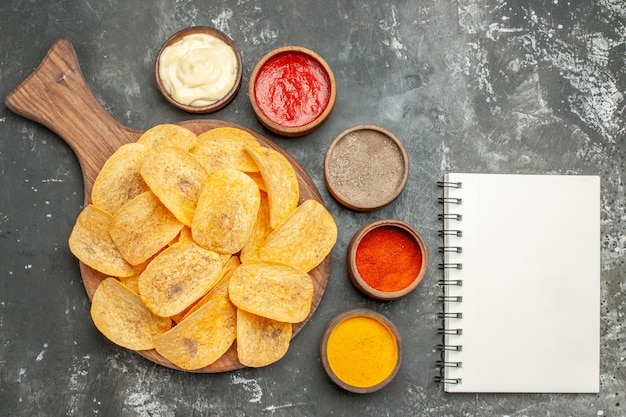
[5,38,331,372]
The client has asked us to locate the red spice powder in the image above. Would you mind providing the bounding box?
[355,226,422,292]
[254,51,331,127]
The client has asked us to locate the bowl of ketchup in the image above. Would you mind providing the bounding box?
[248,46,337,137]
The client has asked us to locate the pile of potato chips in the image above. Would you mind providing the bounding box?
[69,124,337,370]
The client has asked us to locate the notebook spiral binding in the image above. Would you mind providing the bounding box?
[435,180,463,386]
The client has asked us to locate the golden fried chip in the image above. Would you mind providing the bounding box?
[236,309,292,367]
[190,130,260,174]
[228,262,314,323]
[136,123,197,151]
[69,205,143,277]
[139,240,225,317]
[91,143,154,215]
[196,127,259,146]
[245,145,299,229]
[118,275,140,295]
[176,226,193,244]
[257,199,337,272]
[170,255,237,324]
[191,169,260,254]
[91,278,172,350]
[110,191,184,265]
[154,295,237,370]
[240,192,271,263]
[140,146,208,226]
[177,255,239,322]
[168,310,189,325]
[245,171,266,192]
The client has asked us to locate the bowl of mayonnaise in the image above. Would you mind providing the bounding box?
[155,26,243,114]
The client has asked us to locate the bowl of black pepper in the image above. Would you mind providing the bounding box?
[323,125,409,211]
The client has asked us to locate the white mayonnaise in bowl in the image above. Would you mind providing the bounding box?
[155,26,243,114]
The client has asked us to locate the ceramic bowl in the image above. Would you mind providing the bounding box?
[347,219,427,301]
[155,26,243,114]
[248,46,336,137]
[324,125,409,211]
[320,308,402,394]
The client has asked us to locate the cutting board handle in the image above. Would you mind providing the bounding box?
[5,38,141,197]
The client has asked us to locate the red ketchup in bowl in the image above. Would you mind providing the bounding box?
[253,51,332,128]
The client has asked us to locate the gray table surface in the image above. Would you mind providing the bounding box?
[1,0,625,416]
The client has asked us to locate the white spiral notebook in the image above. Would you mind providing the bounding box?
[437,173,600,393]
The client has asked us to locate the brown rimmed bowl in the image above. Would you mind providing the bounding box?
[248,46,337,137]
[155,26,243,114]
[320,308,402,394]
[324,125,409,211]
[347,219,427,301]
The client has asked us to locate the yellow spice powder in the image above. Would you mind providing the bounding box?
[326,315,398,388]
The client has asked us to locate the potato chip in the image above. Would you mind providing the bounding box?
[245,145,299,229]
[91,278,172,350]
[177,255,239,322]
[69,122,334,371]
[136,123,197,151]
[118,275,140,295]
[191,169,260,254]
[245,171,266,192]
[154,295,237,370]
[176,226,193,244]
[236,309,292,367]
[140,146,208,226]
[190,130,260,174]
[91,143,154,215]
[228,262,314,323]
[139,240,225,317]
[196,126,260,146]
[240,192,271,263]
[256,199,337,272]
[110,191,184,265]
[69,205,144,277]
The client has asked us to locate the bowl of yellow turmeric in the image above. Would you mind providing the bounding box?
[320,308,402,393]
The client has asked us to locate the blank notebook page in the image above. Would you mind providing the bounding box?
[441,173,600,393]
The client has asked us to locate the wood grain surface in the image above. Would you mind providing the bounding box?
[5,38,331,373]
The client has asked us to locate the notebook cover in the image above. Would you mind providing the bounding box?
[440,173,600,393]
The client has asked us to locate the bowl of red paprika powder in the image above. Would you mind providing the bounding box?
[248,46,337,137]
[347,219,427,301]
